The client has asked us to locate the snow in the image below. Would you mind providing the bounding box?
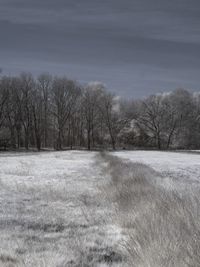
[114,150,200,183]
[0,149,199,266]
[0,151,123,267]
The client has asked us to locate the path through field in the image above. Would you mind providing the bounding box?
[0,150,200,266]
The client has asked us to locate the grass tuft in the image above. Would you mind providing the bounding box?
[100,152,200,267]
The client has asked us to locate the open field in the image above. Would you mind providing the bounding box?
[114,150,200,184]
[0,151,123,267]
[108,151,200,266]
[0,150,200,266]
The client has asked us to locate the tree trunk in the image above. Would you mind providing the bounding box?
[157,134,161,150]
[44,104,48,147]
[25,132,29,150]
[10,129,16,149]
[36,136,41,151]
[111,137,116,150]
[57,128,62,150]
[87,128,91,150]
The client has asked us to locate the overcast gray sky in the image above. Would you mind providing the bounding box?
[1,0,200,97]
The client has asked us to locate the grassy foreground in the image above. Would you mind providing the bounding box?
[0,151,200,266]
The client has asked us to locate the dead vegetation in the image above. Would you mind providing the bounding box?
[100,152,200,267]
[0,151,125,267]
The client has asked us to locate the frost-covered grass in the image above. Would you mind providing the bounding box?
[114,150,200,183]
[0,151,123,267]
[0,150,200,266]
[102,151,200,266]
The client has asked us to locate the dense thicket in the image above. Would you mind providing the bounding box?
[0,73,200,150]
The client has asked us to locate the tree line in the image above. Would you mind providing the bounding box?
[0,72,200,151]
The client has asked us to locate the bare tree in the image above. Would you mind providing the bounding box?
[37,74,52,147]
[0,77,9,131]
[99,90,127,150]
[3,77,18,148]
[0,72,199,151]
[51,77,81,150]
[19,73,35,150]
[136,95,167,149]
[31,86,44,151]
[82,83,103,150]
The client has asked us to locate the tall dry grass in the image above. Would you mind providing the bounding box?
[100,152,200,267]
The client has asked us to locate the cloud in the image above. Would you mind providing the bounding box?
[1,0,200,97]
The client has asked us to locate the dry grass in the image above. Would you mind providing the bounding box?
[100,152,200,267]
[0,151,124,267]
[1,150,199,266]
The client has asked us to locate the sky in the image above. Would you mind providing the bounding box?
[1,0,200,97]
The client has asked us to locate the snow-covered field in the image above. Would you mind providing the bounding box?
[0,151,122,267]
[115,150,200,183]
[110,151,200,266]
[0,150,200,266]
